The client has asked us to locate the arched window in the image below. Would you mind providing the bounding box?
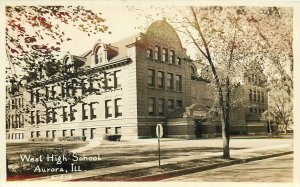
[191,66,196,75]
[64,56,70,72]
[94,46,102,64]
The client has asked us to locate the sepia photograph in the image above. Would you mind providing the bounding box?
[3,0,296,184]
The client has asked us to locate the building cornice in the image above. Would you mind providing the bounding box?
[28,57,132,89]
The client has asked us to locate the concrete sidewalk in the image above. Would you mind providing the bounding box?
[25,142,292,182]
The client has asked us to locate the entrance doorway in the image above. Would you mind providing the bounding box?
[195,120,202,138]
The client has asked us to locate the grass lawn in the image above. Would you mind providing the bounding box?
[6,140,245,181]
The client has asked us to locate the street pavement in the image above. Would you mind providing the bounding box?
[163,153,293,182]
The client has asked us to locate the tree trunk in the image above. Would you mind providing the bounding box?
[222,77,231,159]
[285,123,288,134]
[221,113,230,159]
[217,79,231,159]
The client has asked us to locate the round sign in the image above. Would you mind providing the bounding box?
[156,124,163,138]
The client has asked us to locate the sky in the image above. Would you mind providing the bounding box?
[59,5,146,57]
[57,5,197,60]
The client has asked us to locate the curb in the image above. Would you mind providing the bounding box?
[125,151,293,181]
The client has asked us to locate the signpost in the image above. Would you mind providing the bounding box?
[156,124,163,167]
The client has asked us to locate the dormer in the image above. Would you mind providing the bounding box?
[62,52,86,73]
[92,41,107,65]
[92,40,119,66]
[62,53,74,73]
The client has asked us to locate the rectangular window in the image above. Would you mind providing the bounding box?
[157,71,164,89]
[176,100,183,108]
[90,128,95,139]
[158,98,165,116]
[70,105,76,121]
[248,77,251,83]
[253,90,256,101]
[88,77,93,92]
[115,127,121,134]
[12,99,15,109]
[46,109,51,124]
[51,86,56,98]
[114,70,121,88]
[167,73,174,90]
[176,57,181,66]
[168,99,174,110]
[52,130,56,138]
[169,50,175,64]
[148,69,155,87]
[15,98,18,109]
[81,79,87,95]
[62,106,68,122]
[21,115,24,128]
[52,108,57,123]
[175,75,182,91]
[45,86,49,100]
[46,131,50,138]
[154,46,160,60]
[115,99,122,117]
[90,103,97,120]
[105,100,112,118]
[105,127,111,134]
[15,114,18,128]
[18,98,21,109]
[36,111,40,124]
[71,80,76,96]
[71,129,75,137]
[30,91,34,103]
[6,100,10,110]
[30,111,35,125]
[31,131,34,138]
[257,91,260,102]
[105,72,114,89]
[61,83,65,97]
[62,130,67,137]
[147,49,153,59]
[249,89,252,101]
[82,129,87,137]
[82,104,88,120]
[162,48,168,62]
[66,83,71,97]
[262,92,265,103]
[36,131,40,138]
[11,115,15,128]
[148,97,155,116]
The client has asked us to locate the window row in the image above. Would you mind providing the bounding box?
[7,133,24,140]
[147,46,182,66]
[29,127,122,139]
[30,99,123,124]
[7,98,24,110]
[148,69,182,91]
[6,114,24,129]
[249,90,265,103]
[248,74,263,85]
[148,97,183,116]
[30,71,121,103]
[249,108,265,114]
